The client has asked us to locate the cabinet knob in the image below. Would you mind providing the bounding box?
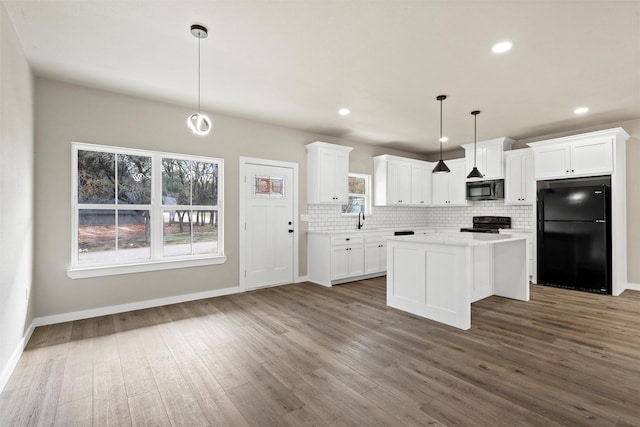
[566,170,569,174]
[571,169,575,173]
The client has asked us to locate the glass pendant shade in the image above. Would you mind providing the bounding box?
[433,159,451,173]
[187,113,211,136]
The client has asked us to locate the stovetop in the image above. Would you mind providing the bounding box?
[460,216,511,234]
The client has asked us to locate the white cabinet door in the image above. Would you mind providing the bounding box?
[431,172,450,206]
[387,160,411,204]
[330,246,349,281]
[505,150,534,205]
[306,142,353,204]
[411,163,431,205]
[318,149,337,203]
[447,160,468,205]
[348,245,365,277]
[364,242,380,274]
[431,159,467,206]
[332,149,350,203]
[570,138,613,176]
[533,144,571,179]
[483,144,503,179]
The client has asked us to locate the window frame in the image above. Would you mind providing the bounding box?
[68,142,225,279]
[341,173,371,216]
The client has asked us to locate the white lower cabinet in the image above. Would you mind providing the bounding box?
[330,244,364,281]
[364,231,393,275]
[308,231,391,286]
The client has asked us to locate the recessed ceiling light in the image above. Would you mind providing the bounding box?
[574,106,589,115]
[492,41,512,54]
[338,108,350,116]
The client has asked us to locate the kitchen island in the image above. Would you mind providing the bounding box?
[387,232,529,330]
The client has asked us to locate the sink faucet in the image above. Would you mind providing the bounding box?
[357,211,365,229]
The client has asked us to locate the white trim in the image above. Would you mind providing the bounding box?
[67,255,227,279]
[71,141,224,270]
[239,157,299,292]
[624,282,640,292]
[295,275,309,283]
[32,284,243,328]
[0,321,35,393]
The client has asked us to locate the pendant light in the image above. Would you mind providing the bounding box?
[466,110,484,179]
[187,24,211,136]
[432,95,450,174]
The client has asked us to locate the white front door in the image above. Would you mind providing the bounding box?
[241,160,296,290]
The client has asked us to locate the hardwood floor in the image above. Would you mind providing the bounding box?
[2,278,640,426]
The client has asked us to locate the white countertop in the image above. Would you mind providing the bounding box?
[387,231,528,247]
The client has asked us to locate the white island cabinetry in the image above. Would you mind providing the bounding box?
[386,233,529,330]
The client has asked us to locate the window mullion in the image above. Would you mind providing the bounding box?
[151,154,163,261]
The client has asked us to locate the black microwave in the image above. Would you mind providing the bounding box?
[466,179,504,200]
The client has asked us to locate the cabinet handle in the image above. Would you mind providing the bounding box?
[345,238,350,241]
[420,201,424,204]
[398,200,402,203]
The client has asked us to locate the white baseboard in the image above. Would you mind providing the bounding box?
[0,321,35,393]
[295,275,309,283]
[625,282,640,292]
[32,284,242,328]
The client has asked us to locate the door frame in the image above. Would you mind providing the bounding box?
[239,157,299,291]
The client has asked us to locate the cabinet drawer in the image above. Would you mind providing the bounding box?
[331,235,364,246]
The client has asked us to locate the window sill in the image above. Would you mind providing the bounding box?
[67,255,227,279]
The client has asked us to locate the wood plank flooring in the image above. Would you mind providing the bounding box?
[2,278,640,426]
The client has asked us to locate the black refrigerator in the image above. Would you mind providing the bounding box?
[537,180,612,295]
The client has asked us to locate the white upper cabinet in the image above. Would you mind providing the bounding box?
[306,142,353,204]
[462,137,514,181]
[373,155,432,206]
[410,162,432,205]
[431,158,467,206]
[504,149,534,205]
[528,134,615,180]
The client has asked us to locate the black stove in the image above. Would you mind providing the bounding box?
[460,216,511,234]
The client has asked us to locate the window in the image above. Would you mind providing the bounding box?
[342,173,371,215]
[70,143,224,278]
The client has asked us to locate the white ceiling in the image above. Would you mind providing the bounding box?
[4,0,640,155]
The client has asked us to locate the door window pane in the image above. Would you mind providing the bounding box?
[78,150,115,204]
[78,209,116,264]
[117,210,151,261]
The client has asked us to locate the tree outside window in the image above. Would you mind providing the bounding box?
[342,173,370,215]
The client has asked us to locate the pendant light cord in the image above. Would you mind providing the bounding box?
[473,113,477,167]
[439,98,443,159]
[198,36,201,114]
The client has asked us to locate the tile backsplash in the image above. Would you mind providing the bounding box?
[307,201,534,232]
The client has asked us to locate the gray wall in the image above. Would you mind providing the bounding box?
[0,2,35,387]
[33,77,423,318]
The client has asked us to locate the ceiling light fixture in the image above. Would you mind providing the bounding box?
[187,24,211,136]
[338,108,351,116]
[492,41,512,54]
[467,110,484,179]
[432,95,451,174]
[574,106,589,115]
